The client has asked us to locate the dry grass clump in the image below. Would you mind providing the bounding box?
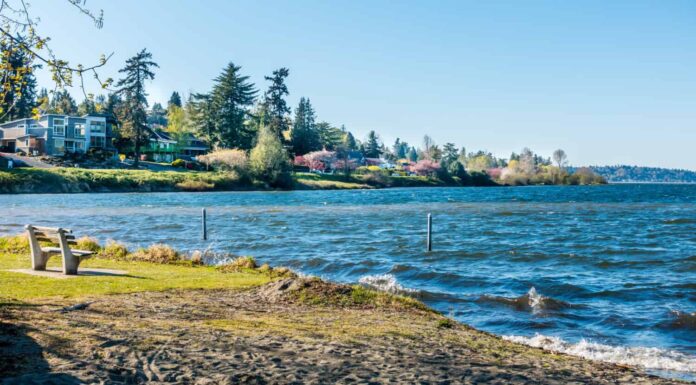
[287,278,431,312]
[218,256,257,273]
[0,234,29,254]
[75,236,101,253]
[98,240,129,260]
[130,244,182,264]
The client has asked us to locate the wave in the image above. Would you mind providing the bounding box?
[358,274,419,295]
[478,287,574,314]
[662,218,696,225]
[503,333,696,374]
[668,310,696,330]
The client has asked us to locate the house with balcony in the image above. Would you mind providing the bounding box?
[0,114,116,156]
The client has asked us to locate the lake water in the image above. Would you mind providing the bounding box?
[2,185,695,380]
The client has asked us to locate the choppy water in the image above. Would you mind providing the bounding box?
[1,185,695,380]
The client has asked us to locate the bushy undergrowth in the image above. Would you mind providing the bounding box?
[75,236,102,253]
[0,168,246,193]
[130,244,182,264]
[98,240,129,260]
[0,234,29,254]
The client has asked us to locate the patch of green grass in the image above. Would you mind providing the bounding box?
[0,168,248,193]
[0,251,271,301]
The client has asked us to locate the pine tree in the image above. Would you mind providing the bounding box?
[316,122,344,150]
[442,142,458,167]
[115,49,159,167]
[148,102,167,125]
[209,62,257,149]
[407,147,418,162]
[77,97,97,115]
[0,35,38,121]
[262,67,290,142]
[50,90,78,115]
[291,97,321,155]
[343,131,357,151]
[189,93,217,147]
[168,91,182,109]
[364,130,381,158]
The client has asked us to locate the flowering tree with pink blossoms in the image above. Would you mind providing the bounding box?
[412,159,441,176]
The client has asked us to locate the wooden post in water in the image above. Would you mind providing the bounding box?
[426,213,432,252]
[202,208,207,241]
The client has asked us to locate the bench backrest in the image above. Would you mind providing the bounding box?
[25,225,77,246]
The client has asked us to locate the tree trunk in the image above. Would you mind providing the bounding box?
[133,125,140,168]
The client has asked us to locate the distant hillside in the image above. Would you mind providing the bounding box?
[587,165,696,183]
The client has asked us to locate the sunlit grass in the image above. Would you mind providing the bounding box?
[0,251,271,301]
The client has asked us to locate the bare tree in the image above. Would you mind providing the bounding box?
[553,149,568,169]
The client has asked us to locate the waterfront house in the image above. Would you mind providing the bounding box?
[0,114,116,156]
[137,128,209,162]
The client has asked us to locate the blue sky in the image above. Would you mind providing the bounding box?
[29,0,696,169]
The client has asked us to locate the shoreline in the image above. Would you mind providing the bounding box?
[0,237,689,384]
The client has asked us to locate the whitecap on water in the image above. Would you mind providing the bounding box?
[503,333,696,375]
[358,274,419,294]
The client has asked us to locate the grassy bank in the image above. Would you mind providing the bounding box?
[0,167,472,194]
[0,236,682,384]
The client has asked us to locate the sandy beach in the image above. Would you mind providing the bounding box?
[0,278,685,384]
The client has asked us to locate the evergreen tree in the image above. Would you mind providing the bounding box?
[37,88,50,114]
[50,90,78,115]
[0,35,38,121]
[168,91,182,109]
[189,93,217,147]
[442,142,458,167]
[148,102,167,125]
[316,121,344,150]
[364,130,382,158]
[94,94,107,113]
[77,96,97,115]
[209,62,258,149]
[115,49,159,167]
[291,97,321,155]
[262,67,290,142]
[407,147,418,162]
[343,131,357,151]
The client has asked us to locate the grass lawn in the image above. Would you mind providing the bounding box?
[0,251,271,302]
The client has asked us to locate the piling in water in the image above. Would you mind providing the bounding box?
[427,213,432,252]
[202,208,207,241]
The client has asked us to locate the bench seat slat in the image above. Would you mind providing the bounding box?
[42,247,93,257]
[31,226,72,234]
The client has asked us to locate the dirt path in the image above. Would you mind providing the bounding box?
[0,279,686,384]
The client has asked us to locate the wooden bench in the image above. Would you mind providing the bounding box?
[25,225,94,275]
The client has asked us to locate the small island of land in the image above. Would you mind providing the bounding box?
[0,236,682,384]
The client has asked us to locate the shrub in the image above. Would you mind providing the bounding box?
[0,234,29,254]
[130,244,181,264]
[176,180,215,191]
[99,240,129,260]
[75,236,102,253]
[198,149,248,174]
[250,125,292,188]
[171,159,185,168]
[218,256,257,273]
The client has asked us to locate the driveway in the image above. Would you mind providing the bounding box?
[0,152,54,168]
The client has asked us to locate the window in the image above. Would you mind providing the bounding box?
[90,121,105,133]
[75,141,85,151]
[18,124,26,130]
[53,118,65,136]
[73,123,85,138]
[54,139,65,153]
[65,141,75,152]
[90,136,105,148]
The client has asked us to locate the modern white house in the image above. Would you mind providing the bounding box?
[0,114,117,156]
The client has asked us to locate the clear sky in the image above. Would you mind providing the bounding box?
[28,0,696,169]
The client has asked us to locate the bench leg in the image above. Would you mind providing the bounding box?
[57,230,79,275]
[26,226,49,271]
[63,254,80,275]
